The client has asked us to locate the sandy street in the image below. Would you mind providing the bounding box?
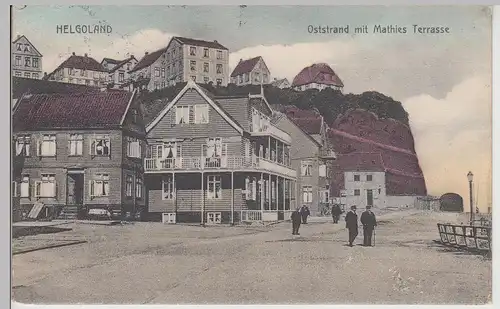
[12,210,492,305]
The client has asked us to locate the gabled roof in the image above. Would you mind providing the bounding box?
[129,48,168,73]
[101,57,122,65]
[292,63,344,88]
[13,90,136,131]
[12,76,100,100]
[230,56,262,77]
[271,78,289,87]
[12,35,43,57]
[109,56,137,73]
[271,111,322,147]
[145,80,243,134]
[50,54,107,73]
[290,117,323,135]
[172,36,228,50]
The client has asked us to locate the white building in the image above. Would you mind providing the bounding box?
[230,56,271,86]
[291,63,344,92]
[104,56,138,90]
[12,35,43,79]
[44,52,107,87]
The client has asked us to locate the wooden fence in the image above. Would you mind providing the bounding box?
[437,223,492,253]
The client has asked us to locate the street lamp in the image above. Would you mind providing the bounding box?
[467,171,474,224]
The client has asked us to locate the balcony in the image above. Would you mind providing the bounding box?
[144,156,297,178]
[250,123,292,144]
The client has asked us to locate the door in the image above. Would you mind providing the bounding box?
[67,173,84,205]
[366,189,373,207]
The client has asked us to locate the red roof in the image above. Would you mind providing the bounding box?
[129,48,167,73]
[52,54,107,73]
[173,36,228,50]
[290,117,322,135]
[230,56,262,77]
[292,63,344,88]
[13,91,133,131]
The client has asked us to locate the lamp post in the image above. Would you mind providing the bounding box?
[467,171,474,224]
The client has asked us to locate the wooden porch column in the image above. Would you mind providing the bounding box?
[268,174,271,211]
[260,173,264,213]
[268,136,271,160]
[201,172,205,226]
[173,172,177,220]
[276,175,279,212]
[282,142,285,165]
[231,172,234,225]
[283,177,286,212]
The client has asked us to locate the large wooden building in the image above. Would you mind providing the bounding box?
[144,80,297,224]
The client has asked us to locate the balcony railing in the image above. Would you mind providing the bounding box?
[145,155,297,178]
[241,210,262,222]
[250,123,292,144]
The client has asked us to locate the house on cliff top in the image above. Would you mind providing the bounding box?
[292,63,344,92]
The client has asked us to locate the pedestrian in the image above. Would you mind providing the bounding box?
[300,205,310,224]
[360,205,377,246]
[291,207,302,235]
[345,205,358,247]
[332,203,342,224]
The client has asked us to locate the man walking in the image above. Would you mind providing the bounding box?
[300,205,310,224]
[291,207,302,235]
[345,205,358,247]
[332,203,342,224]
[360,205,377,246]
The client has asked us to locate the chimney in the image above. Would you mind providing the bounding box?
[145,51,149,55]
[44,72,47,77]
[84,53,88,57]
[72,52,76,56]
[214,40,218,43]
[239,59,243,63]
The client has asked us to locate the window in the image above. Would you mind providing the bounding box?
[155,67,160,77]
[207,212,222,224]
[127,63,131,70]
[85,80,90,86]
[162,175,175,200]
[90,135,110,156]
[126,175,133,197]
[24,57,31,67]
[24,72,30,78]
[126,137,141,158]
[216,64,222,74]
[20,175,30,198]
[301,161,313,176]
[367,174,373,181]
[194,104,209,124]
[207,175,222,199]
[216,50,222,60]
[203,48,209,58]
[15,56,21,66]
[136,177,143,199]
[161,81,166,88]
[167,52,170,60]
[263,73,268,83]
[172,49,176,57]
[68,77,73,83]
[320,190,330,203]
[191,76,196,82]
[245,73,249,82]
[90,174,110,198]
[119,72,124,82]
[24,44,30,52]
[319,164,327,177]
[161,68,165,78]
[239,75,243,84]
[131,109,138,124]
[167,66,170,76]
[35,174,56,198]
[16,135,31,156]
[16,43,22,51]
[354,174,360,181]
[354,189,360,196]
[15,72,21,77]
[245,177,257,200]
[69,68,74,75]
[203,62,209,73]
[190,46,196,56]
[190,60,196,71]
[203,77,209,84]
[68,134,83,156]
[38,134,56,156]
[33,73,39,79]
[154,82,159,90]
[80,69,86,77]
[216,78,222,86]
[175,106,191,124]
[32,58,39,68]
[302,186,313,203]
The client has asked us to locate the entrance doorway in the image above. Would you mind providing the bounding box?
[366,189,373,207]
[67,172,84,205]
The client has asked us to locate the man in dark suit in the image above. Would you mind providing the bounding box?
[345,205,358,247]
[360,205,377,246]
[332,204,342,224]
[291,207,302,235]
[300,205,310,224]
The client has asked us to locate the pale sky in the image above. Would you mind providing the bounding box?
[12,5,492,210]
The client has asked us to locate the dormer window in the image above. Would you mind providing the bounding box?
[16,43,22,51]
[190,46,196,56]
[131,109,138,124]
[24,44,30,52]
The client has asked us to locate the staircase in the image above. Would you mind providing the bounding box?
[57,205,79,220]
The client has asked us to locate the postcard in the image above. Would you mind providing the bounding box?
[10,5,492,305]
